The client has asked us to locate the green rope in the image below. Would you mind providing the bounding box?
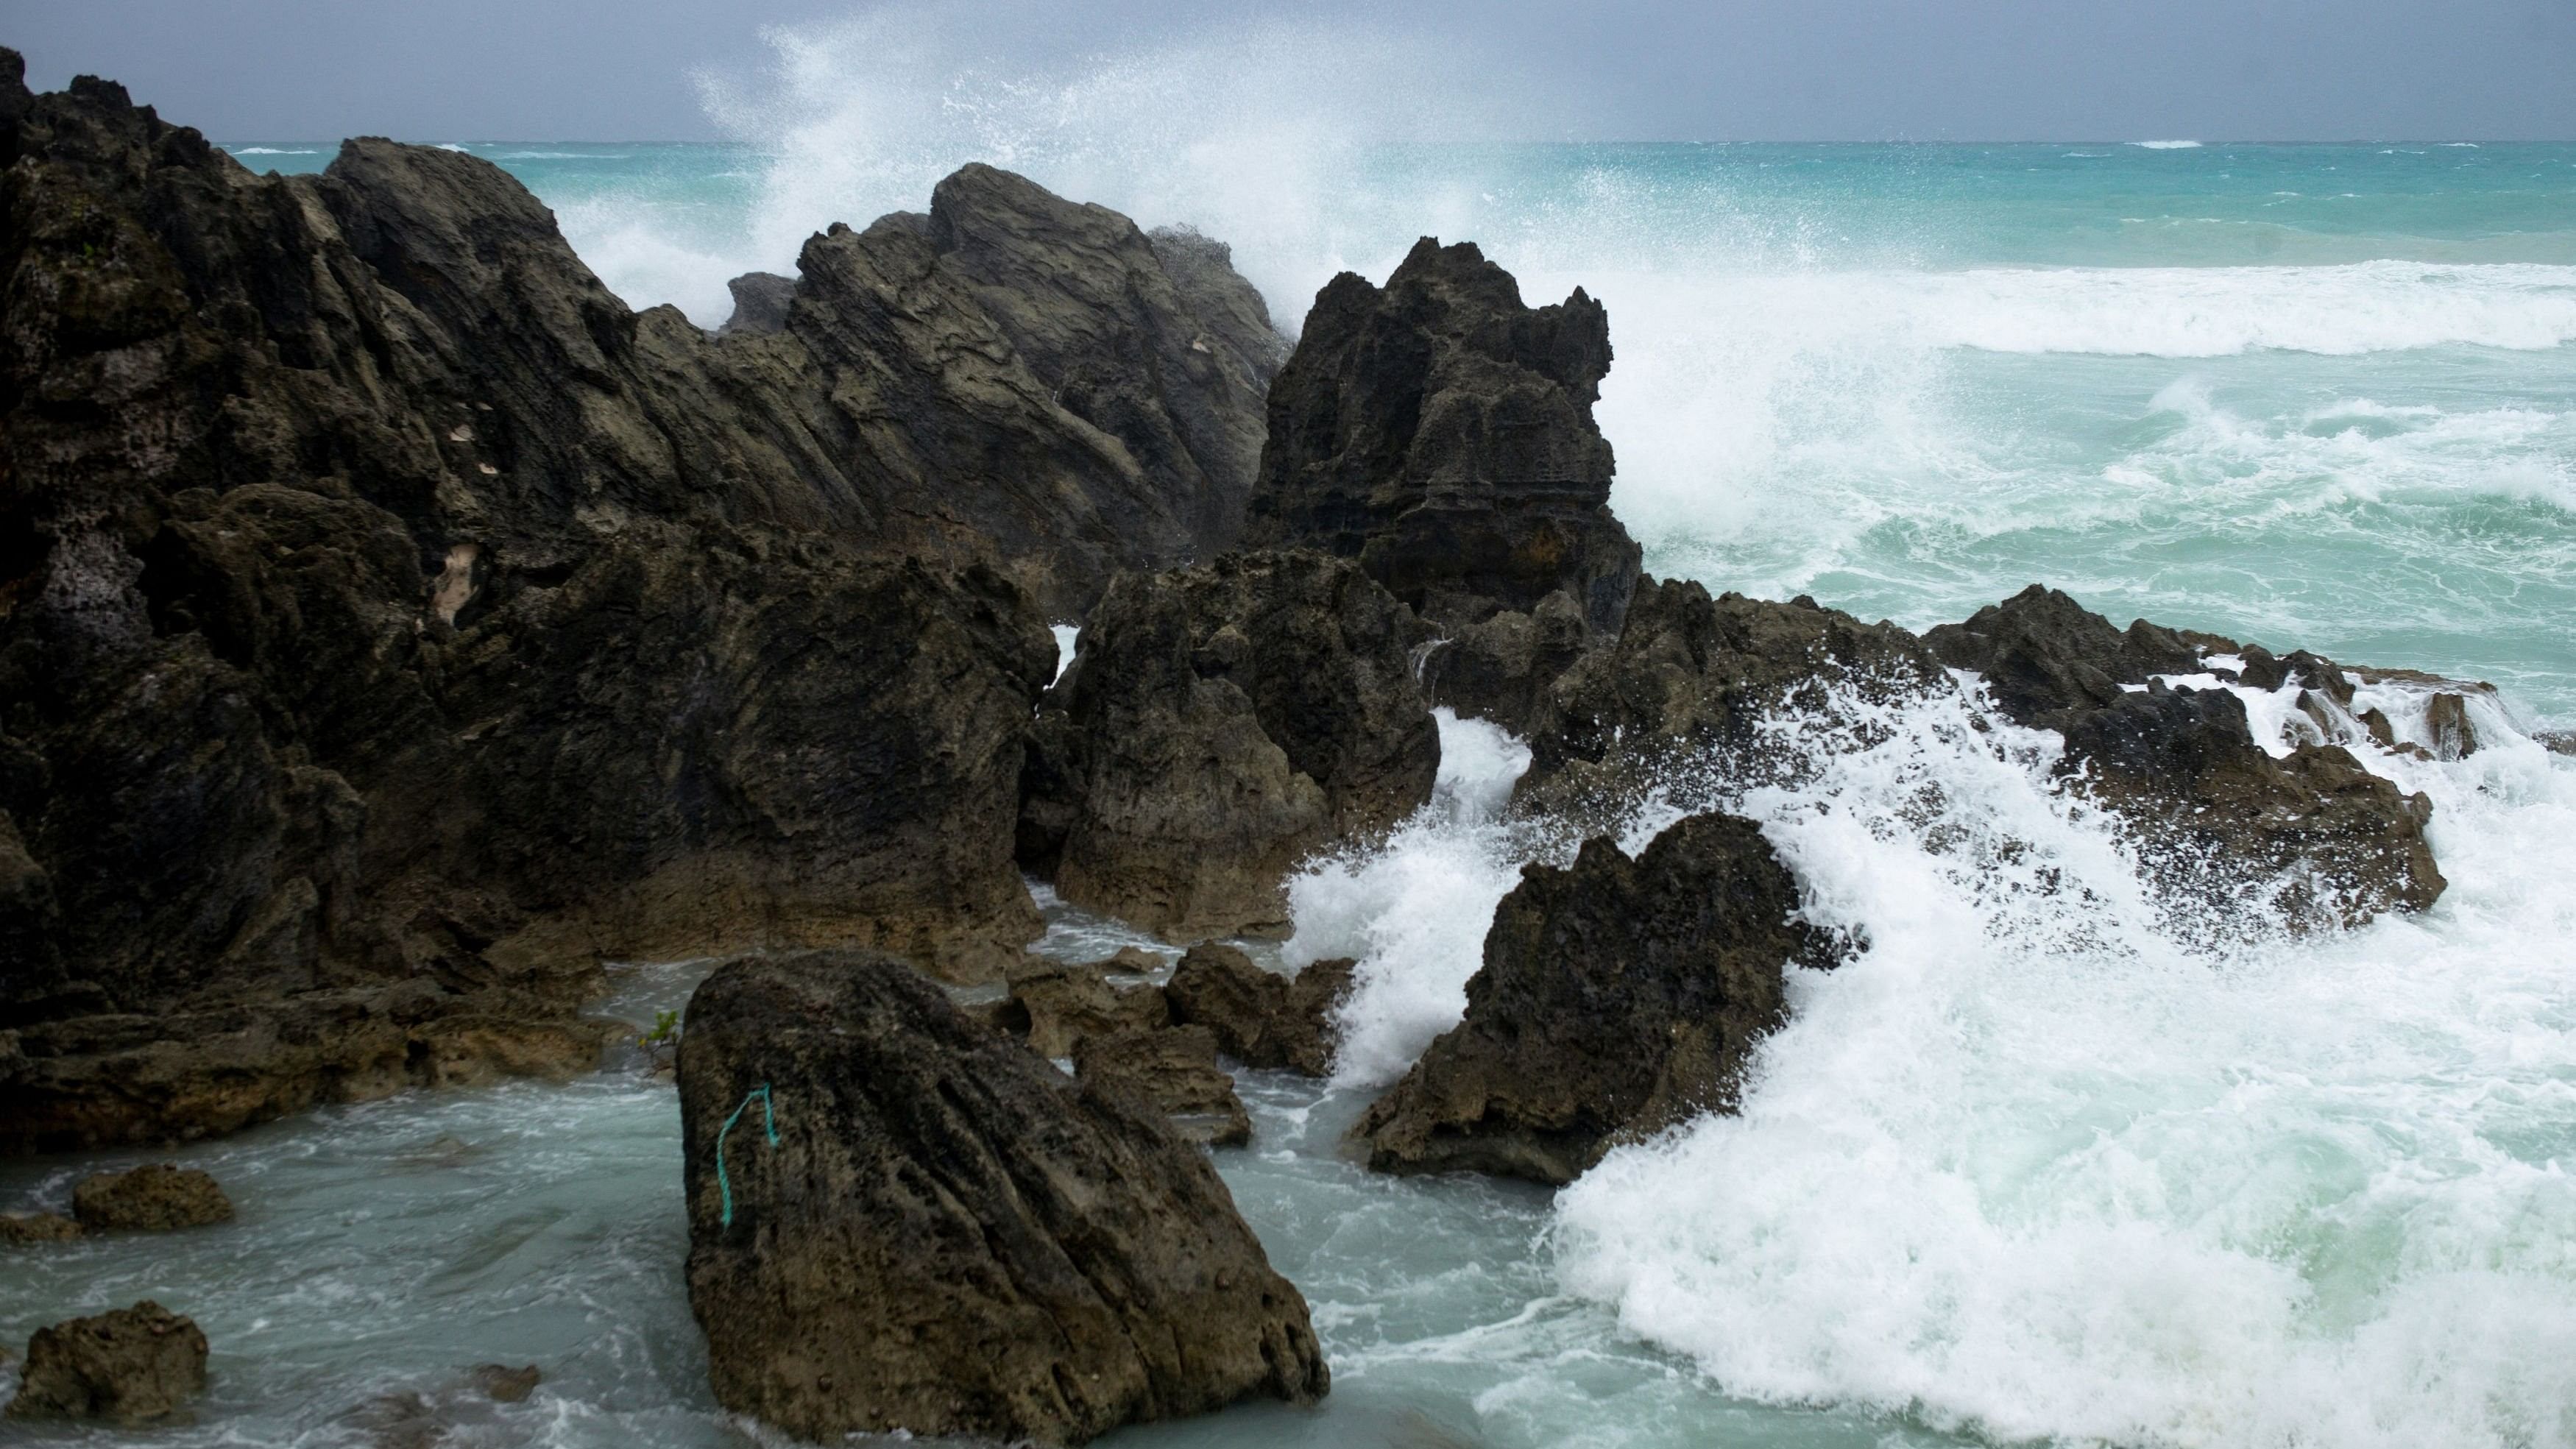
[715,1083,777,1228]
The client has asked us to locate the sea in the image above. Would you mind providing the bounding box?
[6,80,2576,1449]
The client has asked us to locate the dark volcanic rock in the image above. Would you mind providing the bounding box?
[1922,584,2204,731]
[0,60,1276,1148]
[679,951,1327,1445]
[6,1301,209,1424]
[71,1164,233,1231]
[1419,588,1597,733]
[1927,587,2444,922]
[1357,813,1828,1186]
[1517,579,1946,819]
[1248,238,1642,634]
[1073,1025,1253,1147]
[715,271,795,336]
[1038,550,1439,940]
[1165,943,1356,1077]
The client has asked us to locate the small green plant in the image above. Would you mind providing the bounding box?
[639,1010,679,1048]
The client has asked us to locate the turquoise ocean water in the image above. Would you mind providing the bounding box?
[5,130,2573,1449]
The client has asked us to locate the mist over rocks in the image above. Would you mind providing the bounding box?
[1512,579,1947,823]
[678,951,1327,1445]
[1248,236,1643,638]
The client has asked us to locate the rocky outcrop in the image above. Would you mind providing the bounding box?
[1928,587,2445,922]
[6,1301,209,1424]
[1418,587,1597,733]
[1073,1026,1253,1147]
[71,1164,232,1230]
[679,951,1327,1445]
[716,271,794,336]
[1248,238,1641,634]
[1,59,1277,1149]
[1515,580,1945,821]
[1000,957,1172,1058]
[1357,812,1829,1186]
[1164,943,1356,1077]
[1033,550,1439,940]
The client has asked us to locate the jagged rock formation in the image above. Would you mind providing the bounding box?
[1164,943,1356,1077]
[1515,581,1945,821]
[1418,587,1597,733]
[1028,550,1439,940]
[715,271,794,336]
[6,1301,209,1424]
[0,58,1278,1150]
[679,951,1327,1445]
[1927,586,2446,922]
[71,1165,233,1231]
[1248,238,1642,635]
[1356,812,1829,1186]
[998,957,1173,1059]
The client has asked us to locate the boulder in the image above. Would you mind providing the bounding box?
[678,951,1327,1444]
[1356,812,1830,1186]
[1927,587,2445,923]
[71,1164,233,1231]
[1039,551,1438,940]
[1005,958,1172,1058]
[1516,579,1945,821]
[1248,238,1642,634]
[1073,1026,1253,1147]
[6,1301,208,1424]
[1164,943,1357,1077]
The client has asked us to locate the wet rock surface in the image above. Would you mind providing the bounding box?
[1516,579,1945,821]
[1249,238,1642,634]
[678,950,1327,1445]
[1035,550,1438,940]
[0,1211,82,1243]
[1418,588,1600,733]
[6,1300,209,1424]
[1165,943,1357,1077]
[1359,812,1828,1186]
[1928,586,2446,923]
[71,1163,233,1231]
[0,59,1281,1148]
[1002,957,1174,1058]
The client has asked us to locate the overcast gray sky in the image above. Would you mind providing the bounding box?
[7,0,2574,142]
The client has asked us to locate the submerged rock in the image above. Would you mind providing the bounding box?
[6,1300,209,1424]
[71,1164,232,1231]
[1928,586,2445,923]
[468,1363,542,1403]
[1249,238,1643,634]
[1036,550,1438,940]
[1164,943,1357,1078]
[679,950,1327,1444]
[1357,812,1830,1186]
